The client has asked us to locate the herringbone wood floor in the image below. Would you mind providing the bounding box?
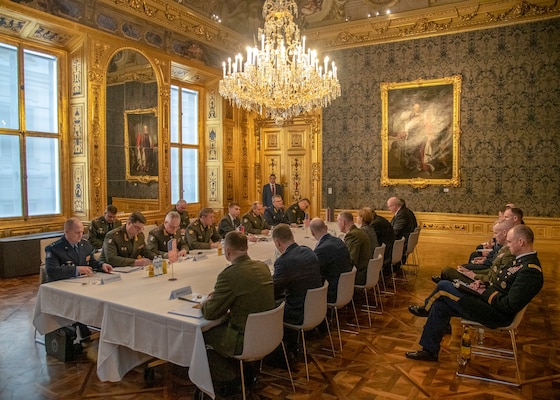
[1,250,559,399]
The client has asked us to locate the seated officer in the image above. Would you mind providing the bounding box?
[100,211,156,267]
[242,201,270,235]
[147,211,189,258]
[285,198,310,225]
[87,205,121,251]
[264,195,287,226]
[187,207,222,250]
[46,217,113,282]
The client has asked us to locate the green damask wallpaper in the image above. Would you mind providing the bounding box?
[322,19,560,217]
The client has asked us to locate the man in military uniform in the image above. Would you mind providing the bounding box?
[171,199,190,236]
[100,211,156,267]
[187,207,222,250]
[199,231,275,397]
[218,202,242,237]
[337,211,371,285]
[406,225,543,361]
[46,217,113,282]
[147,211,189,258]
[242,201,270,235]
[285,198,310,225]
[88,205,122,251]
[264,195,287,226]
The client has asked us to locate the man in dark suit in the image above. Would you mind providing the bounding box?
[387,197,417,267]
[262,173,283,208]
[337,211,371,285]
[218,202,242,237]
[272,224,321,353]
[200,231,275,396]
[310,218,352,303]
[406,225,543,361]
[46,217,113,282]
[371,209,395,274]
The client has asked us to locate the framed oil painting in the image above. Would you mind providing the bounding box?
[381,75,461,188]
[124,109,158,182]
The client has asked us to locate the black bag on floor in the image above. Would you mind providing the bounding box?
[45,326,83,362]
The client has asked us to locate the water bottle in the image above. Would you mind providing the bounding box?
[459,326,471,366]
[154,256,162,276]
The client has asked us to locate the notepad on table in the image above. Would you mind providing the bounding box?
[113,266,142,273]
[168,303,203,318]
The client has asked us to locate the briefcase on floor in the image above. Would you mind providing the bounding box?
[45,326,82,362]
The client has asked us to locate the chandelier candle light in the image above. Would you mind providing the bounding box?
[219,0,341,124]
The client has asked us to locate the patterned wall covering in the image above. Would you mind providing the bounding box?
[322,19,560,217]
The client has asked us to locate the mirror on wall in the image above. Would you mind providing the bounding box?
[105,49,159,212]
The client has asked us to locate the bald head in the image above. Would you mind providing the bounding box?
[309,217,327,240]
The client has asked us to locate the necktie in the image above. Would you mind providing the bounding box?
[73,244,79,255]
[271,184,275,196]
[108,223,113,230]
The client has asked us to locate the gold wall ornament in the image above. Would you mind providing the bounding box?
[380,75,462,188]
[487,0,559,21]
[398,18,453,36]
[219,0,341,124]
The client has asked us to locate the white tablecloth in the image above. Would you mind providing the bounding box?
[33,228,318,398]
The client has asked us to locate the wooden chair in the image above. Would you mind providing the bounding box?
[456,305,529,386]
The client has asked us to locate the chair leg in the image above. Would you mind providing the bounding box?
[376,284,384,313]
[363,288,372,328]
[510,329,521,385]
[239,359,247,400]
[301,330,310,381]
[280,341,296,393]
[325,317,336,358]
[334,308,342,352]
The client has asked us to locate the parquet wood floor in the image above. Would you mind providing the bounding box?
[1,252,559,399]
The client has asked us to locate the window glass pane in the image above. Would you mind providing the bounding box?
[0,135,22,217]
[0,43,19,130]
[181,88,198,144]
[170,147,180,204]
[24,50,58,133]
[182,148,198,203]
[170,86,179,143]
[26,137,60,216]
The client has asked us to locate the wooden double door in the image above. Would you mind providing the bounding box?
[258,115,322,216]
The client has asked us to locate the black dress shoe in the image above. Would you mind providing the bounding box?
[431,275,441,284]
[408,305,429,317]
[405,349,438,361]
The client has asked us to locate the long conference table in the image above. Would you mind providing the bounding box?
[33,227,322,399]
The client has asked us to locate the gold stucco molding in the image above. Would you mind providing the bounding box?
[305,0,560,51]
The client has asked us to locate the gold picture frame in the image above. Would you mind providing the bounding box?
[381,75,461,188]
[124,108,158,183]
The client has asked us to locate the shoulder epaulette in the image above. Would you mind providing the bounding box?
[527,263,542,272]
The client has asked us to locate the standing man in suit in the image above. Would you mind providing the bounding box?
[100,211,156,267]
[87,205,122,251]
[200,231,275,397]
[387,197,417,267]
[262,173,283,209]
[310,218,352,303]
[46,217,113,282]
[337,211,371,285]
[218,202,242,237]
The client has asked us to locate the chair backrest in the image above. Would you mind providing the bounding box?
[330,266,357,308]
[301,281,329,330]
[503,304,529,330]
[391,238,405,265]
[406,230,420,255]
[364,254,383,289]
[238,302,285,360]
[40,237,59,264]
[373,243,386,262]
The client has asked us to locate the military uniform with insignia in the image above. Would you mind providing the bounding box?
[171,206,190,231]
[88,216,122,250]
[45,237,104,282]
[241,212,270,234]
[147,224,189,257]
[186,219,221,249]
[286,202,306,225]
[263,206,287,226]
[99,225,156,266]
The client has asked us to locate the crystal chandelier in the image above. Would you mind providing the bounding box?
[219,0,341,124]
